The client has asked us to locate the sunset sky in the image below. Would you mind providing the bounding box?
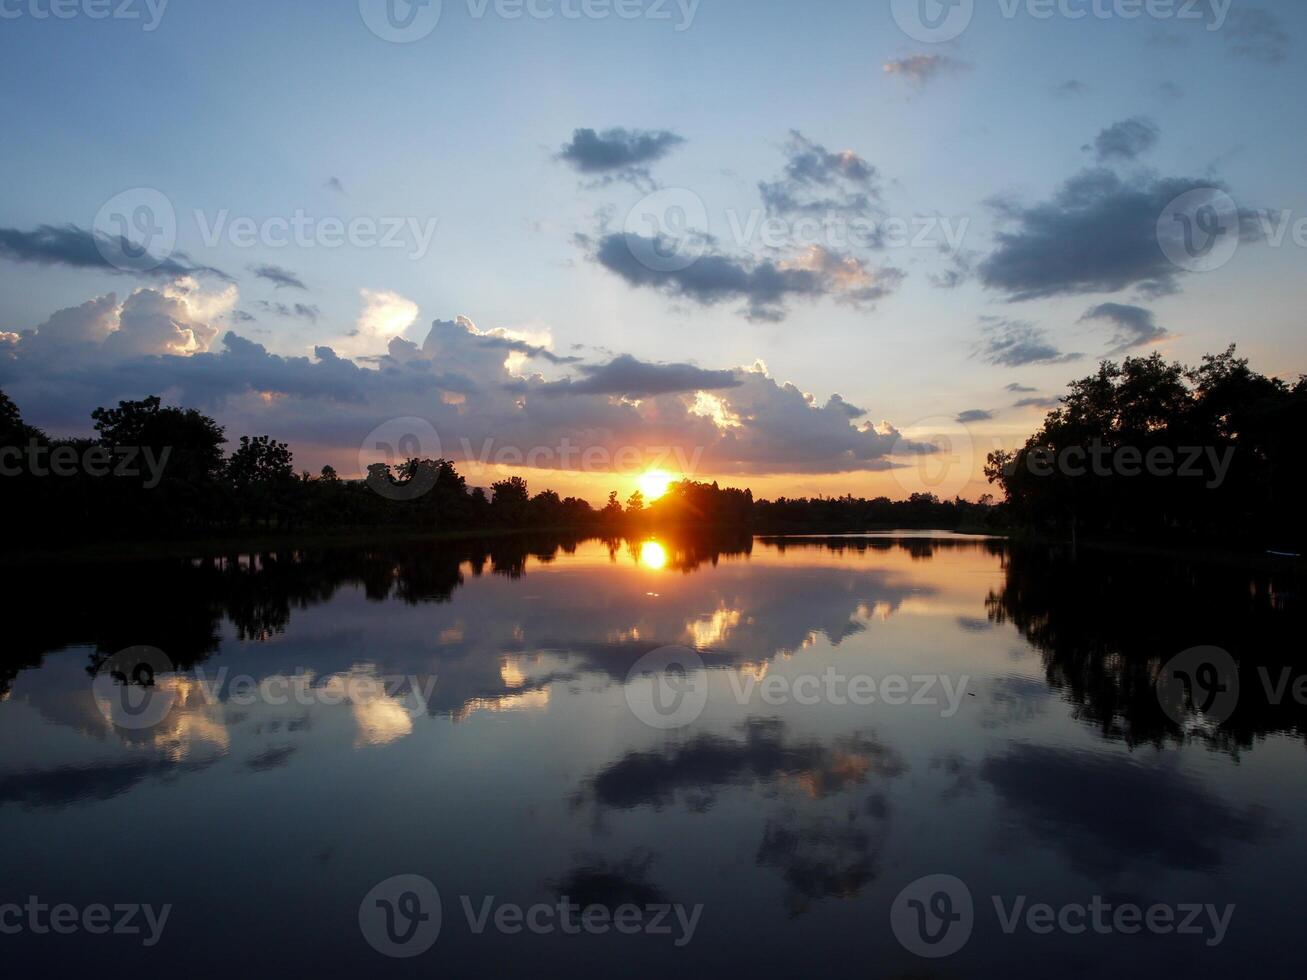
[2,0,1304,503]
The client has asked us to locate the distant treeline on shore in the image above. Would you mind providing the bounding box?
[2,344,1302,550]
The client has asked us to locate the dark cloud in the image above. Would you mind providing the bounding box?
[1053,79,1089,97]
[256,300,321,323]
[590,233,902,321]
[955,409,993,423]
[244,745,297,772]
[1225,8,1290,64]
[759,131,881,221]
[1014,396,1061,410]
[539,354,740,398]
[0,224,230,281]
[2,304,915,477]
[975,318,1081,367]
[1005,383,1037,393]
[1089,117,1159,161]
[557,127,685,187]
[250,263,307,290]
[1081,302,1169,352]
[580,718,904,811]
[978,169,1250,300]
[469,331,582,365]
[882,54,970,87]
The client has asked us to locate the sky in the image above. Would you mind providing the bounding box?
[1,0,1304,503]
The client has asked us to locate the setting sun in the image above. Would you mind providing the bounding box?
[638,470,676,501]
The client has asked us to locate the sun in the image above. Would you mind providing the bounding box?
[637,470,676,501]
[639,541,668,570]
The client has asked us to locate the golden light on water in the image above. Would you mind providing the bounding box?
[639,541,668,570]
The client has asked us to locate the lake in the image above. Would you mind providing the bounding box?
[2,532,1304,977]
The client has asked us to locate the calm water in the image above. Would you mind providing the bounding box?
[2,533,1304,977]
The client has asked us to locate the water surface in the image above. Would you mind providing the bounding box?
[2,534,1303,977]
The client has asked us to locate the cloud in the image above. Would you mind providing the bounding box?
[0,283,232,386]
[250,264,307,290]
[1,304,922,478]
[256,300,321,323]
[1080,302,1169,352]
[1089,117,1159,161]
[955,409,993,424]
[975,318,1081,367]
[1005,383,1037,394]
[1014,396,1061,410]
[341,288,419,355]
[557,127,685,187]
[882,54,970,87]
[0,224,230,281]
[1225,8,1290,64]
[928,249,974,289]
[590,233,902,321]
[538,354,741,398]
[978,169,1252,300]
[758,131,881,221]
[1053,80,1089,97]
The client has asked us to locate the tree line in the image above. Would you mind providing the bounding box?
[985,346,1307,550]
[4,343,1301,550]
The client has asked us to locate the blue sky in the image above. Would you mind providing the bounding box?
[2,0,1304,500]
